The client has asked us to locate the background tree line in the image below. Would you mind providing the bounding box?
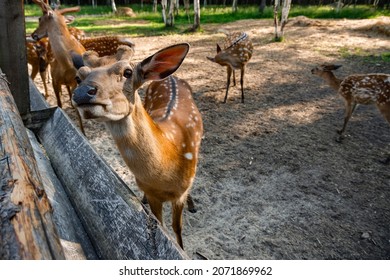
[24,0,390,8]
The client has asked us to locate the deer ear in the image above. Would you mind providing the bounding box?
[139,43,189,81]
[216,44,222,53]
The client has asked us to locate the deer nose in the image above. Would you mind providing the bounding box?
[73,85,97,105]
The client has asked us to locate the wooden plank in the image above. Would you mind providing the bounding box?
[27,129,98,260]
[0,0,30,115]
[0,69,64,260]
[36,107,189,260]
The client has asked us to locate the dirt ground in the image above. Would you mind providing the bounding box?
[33,17,390,260]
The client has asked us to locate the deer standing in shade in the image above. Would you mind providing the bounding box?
[312,64,390,163]
[72,44,203,249]
[207,31,253,103]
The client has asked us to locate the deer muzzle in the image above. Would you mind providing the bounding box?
[73,85,97,105]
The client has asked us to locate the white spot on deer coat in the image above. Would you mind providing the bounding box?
[184,152,193,160]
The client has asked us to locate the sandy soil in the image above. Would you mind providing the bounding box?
[33,17,390,260]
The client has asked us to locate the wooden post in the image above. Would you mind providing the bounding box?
[0,0,30,115]
[0,69,65,260]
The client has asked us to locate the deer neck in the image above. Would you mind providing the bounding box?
[48,15,84,69]
[106,93,177,184]
[322,72,342,91]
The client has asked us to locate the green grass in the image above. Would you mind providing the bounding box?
[25,4,390,36]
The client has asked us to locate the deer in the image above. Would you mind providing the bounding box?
[312,64,390,163]
[71,43,203,249]
[31,0,86,134]
[79,36,135,57]
[81,45,135,68]
[207,31,253,103]
[26,37,51,98]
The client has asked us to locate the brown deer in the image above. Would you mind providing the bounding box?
[72,44,203,249]
[79,36,135,57]
[207,31,253,103]
[81,45,134,68]
[31,0,86,134]
[311,64,390,143]
[26,37,51,98]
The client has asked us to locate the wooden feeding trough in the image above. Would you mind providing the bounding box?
[0,1,187,260]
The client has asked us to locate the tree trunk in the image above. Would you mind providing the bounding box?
[111,0,117,13]
[232,0,238,12]
[273,0,280,40]
[193,0,201,31]
[184,0,190,23]
[166,0,175,27]
[161,0,168,25]
[153,0,158,13]
[280,0,291,38]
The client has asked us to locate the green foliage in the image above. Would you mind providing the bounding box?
[339,47,390,64]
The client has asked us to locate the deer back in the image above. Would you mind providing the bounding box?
[143,76,203,167]
[340,74,390,105]
[209,31,253,69]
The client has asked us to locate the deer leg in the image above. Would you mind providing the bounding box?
[172,200,185,249]
[146,195,164,226]
[30,65,38,81]
[186,194,196,213]
[240,67,245,103]
[52,81,63,108]
[232,69,236,87]
[336,101,356,142]
[39,70,49,99]
[223,66,233,103]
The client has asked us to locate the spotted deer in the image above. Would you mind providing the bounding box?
[72,44,203,249]
[207,31,253,103]
[81,45,134,68]
[31,0,86,134]
[79,36,135,57]
[311,64,390,144]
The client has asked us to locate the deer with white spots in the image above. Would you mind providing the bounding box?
[311,64,390,144]
[72,43,203,249]
[311,64,390,164]
[207,31,253,103]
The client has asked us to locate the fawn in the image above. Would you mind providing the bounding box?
[207,31,253,103]
[72,44,203,249]
[311,64,390,142]
[312,64,390,164]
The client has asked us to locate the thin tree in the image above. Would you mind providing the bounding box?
[193,0,201,31]
[232,0,238,12]
[273,0,291,41]
[111,0,117,13]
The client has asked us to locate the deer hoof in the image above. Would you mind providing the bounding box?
[188,207,197,213]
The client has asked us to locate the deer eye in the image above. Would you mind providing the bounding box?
[123,68,132,79]
[75,76,82,84]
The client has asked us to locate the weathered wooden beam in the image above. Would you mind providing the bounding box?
[0,69,64,260]
[0,0,30,115]
[36,107,189,260]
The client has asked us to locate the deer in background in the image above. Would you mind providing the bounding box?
[312,64,390,163]
[26,37,51,98]
[31,0,86,134]
[81,45,134,68]
[79,36,135,57]
[207,31,253,103]
[72,44,203,249]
